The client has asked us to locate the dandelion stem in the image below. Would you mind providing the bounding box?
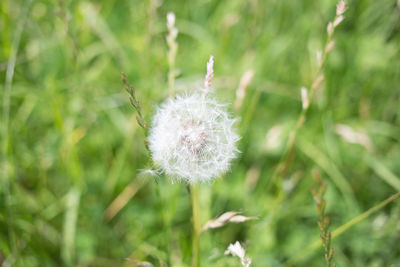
[191,183,201,267]
[154,180,171,263]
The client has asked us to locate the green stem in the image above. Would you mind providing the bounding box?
[168,67,175,97]
[331,192,400,238]
[191,183,201,267]
[154,180,171,263]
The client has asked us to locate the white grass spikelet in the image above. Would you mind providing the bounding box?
[336,0,346,16]
[316,50,323,68]
[301,87,309,110]
[201,211,256,232]
[225,241,252,267]
[335,124,372,150]
[203,55,214,98]
[234,69,255,111]
[166,12,178,95]
[167,12,176,30]
[333,15,344,27]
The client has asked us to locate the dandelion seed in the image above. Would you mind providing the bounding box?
[138,168,161,178]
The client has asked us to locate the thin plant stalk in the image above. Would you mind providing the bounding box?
[123,73,170,263]
[311,170,335,267]
[267,1,347,191]
[191,183,201,267]
[154,179,171,264]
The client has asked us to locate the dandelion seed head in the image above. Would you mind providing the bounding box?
[148,93,239,183]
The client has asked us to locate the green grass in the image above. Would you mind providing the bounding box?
[1,0,400,266]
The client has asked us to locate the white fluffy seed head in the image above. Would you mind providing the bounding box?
[148,93,239,183]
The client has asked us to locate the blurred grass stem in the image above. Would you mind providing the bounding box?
[1,0,33,256]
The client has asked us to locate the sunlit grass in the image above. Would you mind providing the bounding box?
[1,0,400,266]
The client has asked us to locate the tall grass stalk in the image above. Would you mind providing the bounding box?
[267,0,347,191]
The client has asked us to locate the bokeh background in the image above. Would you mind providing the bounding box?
[1,0,400,266]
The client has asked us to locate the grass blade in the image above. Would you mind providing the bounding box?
[366,155,400,191]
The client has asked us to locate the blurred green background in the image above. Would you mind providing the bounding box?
[1,0,400,266]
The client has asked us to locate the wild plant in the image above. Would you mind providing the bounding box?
[122,12,251,265]
[268,0,348,191]
[148,55,240,266]
[282,1,400,265]
[121,2,400,267]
